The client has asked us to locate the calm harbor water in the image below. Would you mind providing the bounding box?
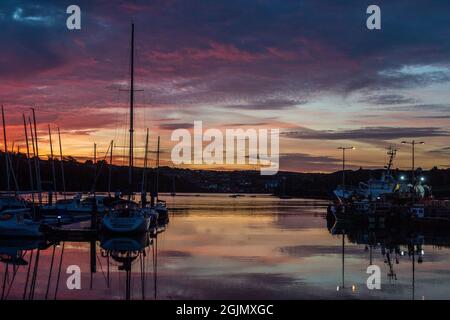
[2,193,450,300]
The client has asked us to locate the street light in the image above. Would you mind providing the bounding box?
[337,146,355,186]
[401,140,424,182]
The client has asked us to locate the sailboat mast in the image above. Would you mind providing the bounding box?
[108,140,113,196]
[141,128,149,194]
[57,127,66,200]
[48,125,57,199]
[31,109,42,205]
[23,114,35,216]
[1,105,10,191]
[128,23,135,194]
[93,142,97,180]
[155,135,160,201]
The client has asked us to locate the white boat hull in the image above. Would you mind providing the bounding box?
[102,216,150,234]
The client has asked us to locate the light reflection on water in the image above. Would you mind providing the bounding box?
[1,193,450,300]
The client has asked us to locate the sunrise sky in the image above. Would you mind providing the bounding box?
[1,0,449,172]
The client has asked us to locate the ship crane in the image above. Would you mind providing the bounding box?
[384,146,397,176]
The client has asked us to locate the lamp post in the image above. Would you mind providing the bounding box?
[337,146,355,186]
[401,140,424,182]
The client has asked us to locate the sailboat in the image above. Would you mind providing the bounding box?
[0,106,42,238]
[101,23,150,234]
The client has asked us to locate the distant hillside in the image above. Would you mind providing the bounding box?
[1,151,449,199]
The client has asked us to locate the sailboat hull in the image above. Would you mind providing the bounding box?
[0,219,42,238]
[101,216,150,234]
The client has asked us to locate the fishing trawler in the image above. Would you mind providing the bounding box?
[333,147,399,202]
[328,147,405,222]
[328,145,450,225]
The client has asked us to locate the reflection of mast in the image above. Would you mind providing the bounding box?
[90,239,96,289]
[153,234,158,300]
[1,262,8,300]
[126,252,131,300]
[408,239,424,300]
[54,242,65,299]
[385,251,397,282]
[106,251,110,288]
[23,250,34,299]
[336,229,356,293]
[28,249,40,299]
[341,230,345,289]
[410,243,415,301]
[45,244,57,299]
[140,253,145,299]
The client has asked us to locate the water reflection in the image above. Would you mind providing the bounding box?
[0,221,167,300]
[1,194,450,299]
[328,216,450,299]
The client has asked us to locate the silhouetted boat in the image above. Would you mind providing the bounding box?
[333,147,398,202]
[102,201,151,234]
[0,208,42,238]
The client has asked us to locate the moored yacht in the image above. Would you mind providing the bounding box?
[101,23,150,234]
[102,200,150,234]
